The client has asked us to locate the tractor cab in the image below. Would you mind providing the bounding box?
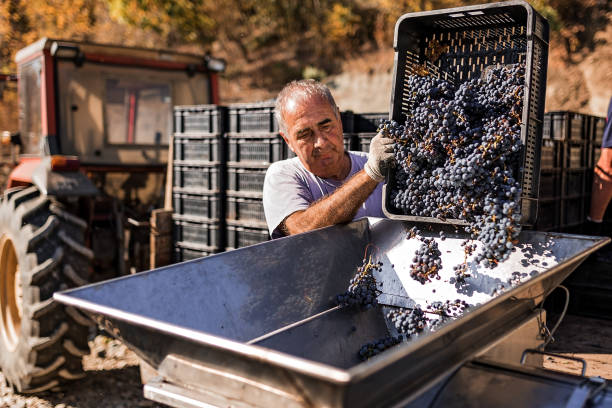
[9,38,226,272]
[15,38,223,164]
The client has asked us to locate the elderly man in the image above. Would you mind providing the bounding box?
[263,79,394,238]
[586,96,612,235]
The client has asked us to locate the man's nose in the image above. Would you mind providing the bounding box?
[313,130,329,149]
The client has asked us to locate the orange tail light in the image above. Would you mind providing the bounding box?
[50,155,80,171]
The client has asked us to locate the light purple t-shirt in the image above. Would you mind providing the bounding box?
[263,151,385,238]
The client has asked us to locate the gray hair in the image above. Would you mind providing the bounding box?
[275,79,338,135]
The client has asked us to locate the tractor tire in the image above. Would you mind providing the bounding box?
[0,186,95,393]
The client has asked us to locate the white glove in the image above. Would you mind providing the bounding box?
[364,133,395,182]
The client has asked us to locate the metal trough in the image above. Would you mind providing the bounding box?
[55,218,608,407]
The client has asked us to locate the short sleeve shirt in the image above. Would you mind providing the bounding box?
[263,151,385,238]
[602,97,612,149]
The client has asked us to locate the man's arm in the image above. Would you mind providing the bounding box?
[282,132,394,235]
[283,169,378,234]
[589,147,612,221]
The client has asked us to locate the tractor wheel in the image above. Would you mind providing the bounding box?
[0,186,95,393]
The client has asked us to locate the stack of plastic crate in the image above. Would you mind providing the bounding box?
[172,105,226,261]
[533,111,595,231]
[353,113,388,152]
[548,112,590,232]
[225,102,279,249]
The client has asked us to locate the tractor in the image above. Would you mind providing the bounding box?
[0,38,224,392]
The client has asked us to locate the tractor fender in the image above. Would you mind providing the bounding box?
[6,156,40,188]
[31,157,99,197]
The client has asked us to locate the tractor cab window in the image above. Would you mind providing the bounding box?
[105,78,171,145]
[18,59,42,154]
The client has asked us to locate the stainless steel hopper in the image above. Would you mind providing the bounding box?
[55,218,609,407]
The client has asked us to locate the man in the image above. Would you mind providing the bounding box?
[587,96,612,234]
[263,79,394,238]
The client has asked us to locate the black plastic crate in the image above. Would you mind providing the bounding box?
[175,105,225,134]
[538,170,561,199]
[534,198,560,230]
[174,134,223,163]
[564,284,612,320]
[384,1,549,226]
[173,191,223,221]
[564,141,588,169]
[561,197,584,227]
[226,194,266,226]
[227,165,268,194]
[226,133,284,164]
[563,169,587,198]
[586,141,595,169]
[543,111,586,140]
[357,133,376,153]
[173,163,222,192]
[173,217,222,248]
[340,111,355,133]
[539,139,564,170]
[353,113,388,133]
[226,220,270,249]
[589,115,607,143]
[173,242,222,263]
[559,224,584,235]
[229,102,277,133]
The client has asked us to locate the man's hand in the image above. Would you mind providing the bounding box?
[364,133,395,182]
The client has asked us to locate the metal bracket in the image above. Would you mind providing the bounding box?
[520,348,587,377]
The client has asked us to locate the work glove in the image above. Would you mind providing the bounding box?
[364,133,395,182]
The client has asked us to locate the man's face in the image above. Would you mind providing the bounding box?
[281,95,346,179]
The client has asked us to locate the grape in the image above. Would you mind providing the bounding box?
[387,306,428,338]
[427,299,471,329]
[387,300,472,337]
[382,63,525,269]
[336,256,382,310]
[358,335,403,361]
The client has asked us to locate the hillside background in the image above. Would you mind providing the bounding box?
[1,0,611,132]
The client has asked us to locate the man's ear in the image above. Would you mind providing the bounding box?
[280,132,295,153]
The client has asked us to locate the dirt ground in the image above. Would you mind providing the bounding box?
[0,312,609,407]
[0,334,162,408]
[544,313,612,379]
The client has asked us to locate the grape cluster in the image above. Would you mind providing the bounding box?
[410,237,442,284]
[388,299,472,337]
[427,299,471,330]
[428,299,470,318]
[383,63,525,268]
[452,241,477,282]
[387,306,428,337]
[358,335,403,361]
[336,256,382,309]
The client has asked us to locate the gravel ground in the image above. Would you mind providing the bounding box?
[0,314,610,407]
[0,335,163,408]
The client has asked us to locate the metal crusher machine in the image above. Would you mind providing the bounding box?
[56,218,611,407]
